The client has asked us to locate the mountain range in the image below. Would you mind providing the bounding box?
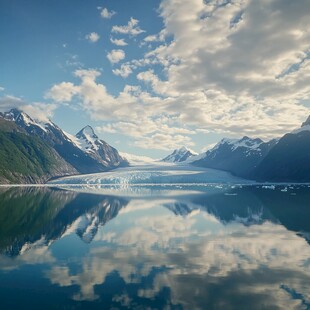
[1,107,310,183]
[163,116,310,182]
[0,109,128,183]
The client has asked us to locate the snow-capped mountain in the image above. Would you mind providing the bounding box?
[1,109,126,175]
[162,146,198,163]
[71,125,128,168]
[192,115,310,182]
[192,136,277,177]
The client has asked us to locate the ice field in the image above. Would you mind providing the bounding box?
[49,163,252,186]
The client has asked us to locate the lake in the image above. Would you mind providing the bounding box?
[0,183,310,309]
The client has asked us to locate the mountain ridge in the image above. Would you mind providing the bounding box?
[0,118,77,184]
[0,109,127,183]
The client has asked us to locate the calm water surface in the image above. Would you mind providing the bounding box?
[0,185,310,309]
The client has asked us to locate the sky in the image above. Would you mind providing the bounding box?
[1,0,310,158]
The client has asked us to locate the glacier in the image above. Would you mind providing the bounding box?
[49,163,253,187]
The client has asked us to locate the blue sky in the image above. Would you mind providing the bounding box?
[1,0,310,158]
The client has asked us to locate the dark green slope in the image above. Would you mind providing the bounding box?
[0,119,77,183]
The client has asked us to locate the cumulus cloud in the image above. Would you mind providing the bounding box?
[107,49,126,64]
[85,32,100,43]
[47,0,310,151]
[45,82,79,102]
[143,29,167,43]
[110,37,128,46]
[21,102,57,122]
[141,0,310,134]
[134,133,195,150]
[5,0,310,152]
[106,0,309,142]
[100,7,116,19]
[47,70,196,150]
[0,86,4,92]
[112,17,145,36]
[112,57,157,78]
[112,63,133,78]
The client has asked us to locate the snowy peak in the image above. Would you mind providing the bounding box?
[1,109,69,138]
[192,135,277,178]
[213,136,264,152]
[73,125,127,168]
[1,108,50,133]
[162,146,198,163]
[76,125,98,140]
[75,125,101,154]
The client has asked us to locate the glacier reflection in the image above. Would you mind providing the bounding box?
[0,186,310,309]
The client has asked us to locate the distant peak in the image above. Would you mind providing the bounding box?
[4,108,31,122]
[179,146,189,152]
[9,108,21,114]
[171,146,197,155]
[76,125,98,139]
[8,108,22,118]
[162,146,198,162]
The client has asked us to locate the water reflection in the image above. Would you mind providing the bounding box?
[0,186,310,309]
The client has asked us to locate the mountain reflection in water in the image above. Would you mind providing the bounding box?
[0,185,309,309]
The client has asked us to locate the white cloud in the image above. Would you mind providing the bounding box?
[131,0,310,138]
[45,82,79,102]
[111,57,157,78]
[112,17,145,36]
[100,7,116,19]
[107,49,125,64]
[0,95,24,112]
[110,37,128,46]
[0,86,5,92]
[144,29,167,43]
[47,0,310,154]
[134,133,195,150]
[46,70,197,150]
[85,32,100,43]
[4,0,310,153]
[112,63,133,78]
[21,102,57,122]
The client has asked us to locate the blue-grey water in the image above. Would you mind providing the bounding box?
[0,184,310,309]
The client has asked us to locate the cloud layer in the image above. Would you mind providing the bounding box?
[45,0,310,150]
